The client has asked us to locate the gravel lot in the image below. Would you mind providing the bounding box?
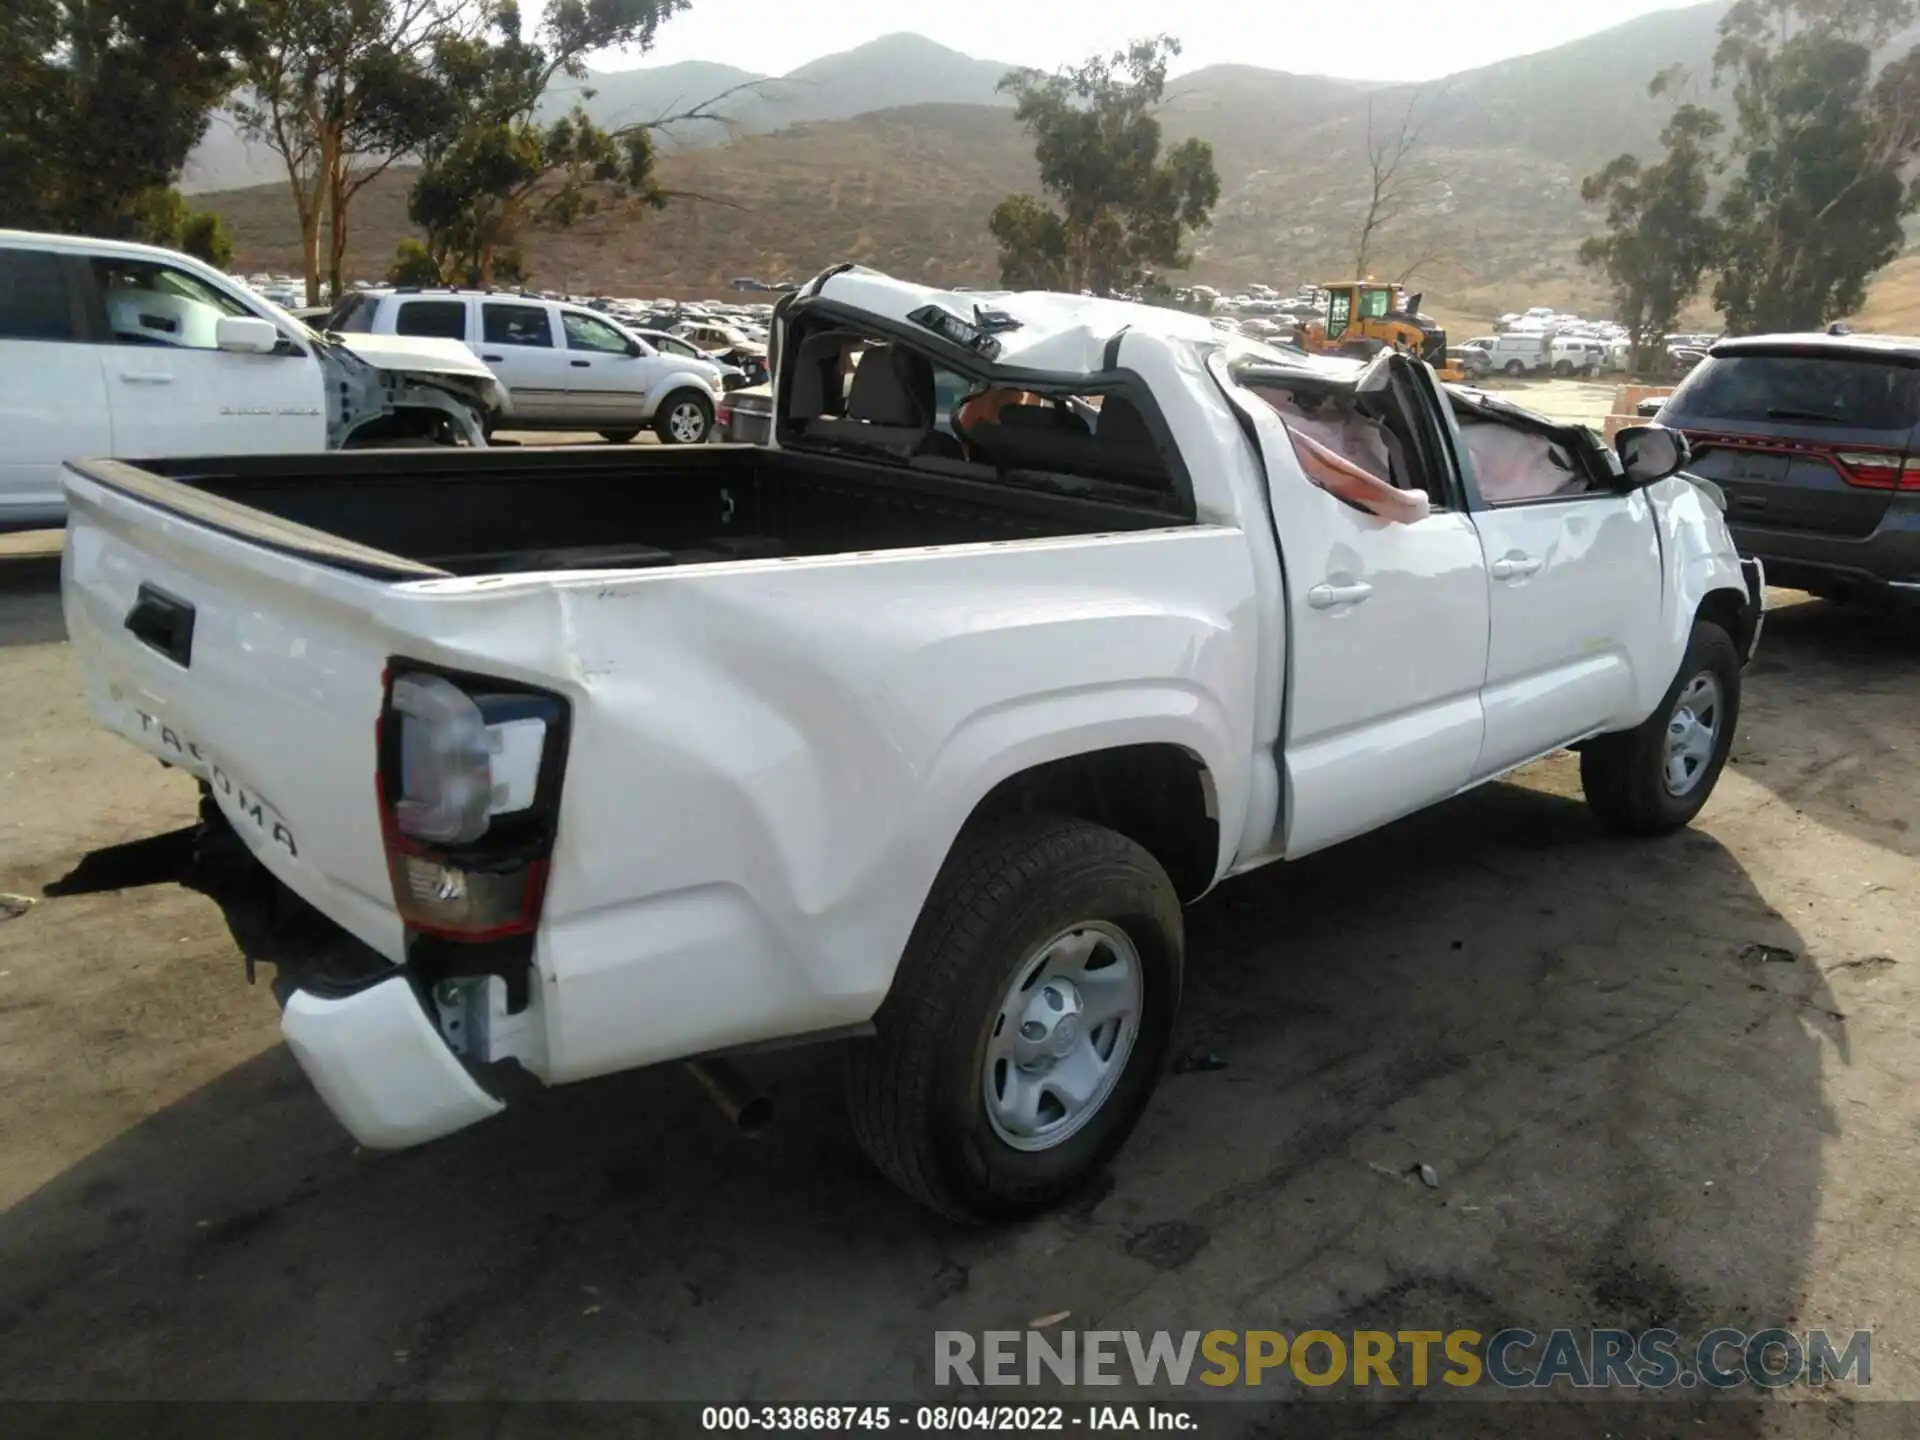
[2,409,1917,1426]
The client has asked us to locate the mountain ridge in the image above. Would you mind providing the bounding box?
[184,32,1021,193]
[198,3,1919,325]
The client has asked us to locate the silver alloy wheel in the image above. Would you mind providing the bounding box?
[1663,670,1723,797]
[667,400,707,443]
[982,921,1143,1153]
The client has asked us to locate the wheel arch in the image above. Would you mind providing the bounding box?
[950,743,1221,903]
[644,371,720,415]
[1697,584,1757,663]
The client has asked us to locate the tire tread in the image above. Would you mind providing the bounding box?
[845,814,1177,1220]
[1581,620,1739,836]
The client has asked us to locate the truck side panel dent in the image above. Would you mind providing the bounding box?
[463,528,1263,1084]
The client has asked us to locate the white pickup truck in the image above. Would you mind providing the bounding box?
[61,266,1763,1220]
[0,230,506,532]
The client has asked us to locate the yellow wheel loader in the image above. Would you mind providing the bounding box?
[1292,280,1464,382]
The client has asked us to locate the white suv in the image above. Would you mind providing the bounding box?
[0,231,504,532]
[329,289,727,444]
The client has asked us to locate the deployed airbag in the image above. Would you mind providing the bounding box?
[1458,421,1587,504]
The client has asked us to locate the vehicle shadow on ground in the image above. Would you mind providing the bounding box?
[0,772,1832,1426]
[1732,593,1920,860]
[0,555,65,649]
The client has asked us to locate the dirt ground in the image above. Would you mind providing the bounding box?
[2,468,1918,1427]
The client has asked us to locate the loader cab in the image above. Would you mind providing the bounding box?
[1358,285,1396,322]
[1322,282,1399,341]
[1326,286,1355,340]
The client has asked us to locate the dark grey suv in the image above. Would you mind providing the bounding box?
[1658,334,1920,602]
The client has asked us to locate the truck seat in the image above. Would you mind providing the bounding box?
[805,343,937,454]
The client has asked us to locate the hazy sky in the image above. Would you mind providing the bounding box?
[600,0,1707,81]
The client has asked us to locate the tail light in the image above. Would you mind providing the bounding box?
[1833,451,1920,491]
[376,666,571,941]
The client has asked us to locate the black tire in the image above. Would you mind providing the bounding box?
[1553,359,1573,377]
[1505,359,1526,376]
[599,429,641,445]
[1581,620,1740,836]
[845,814,1184,1222]
[652,389,713,445]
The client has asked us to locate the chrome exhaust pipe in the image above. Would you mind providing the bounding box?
[685,1058,772,1136]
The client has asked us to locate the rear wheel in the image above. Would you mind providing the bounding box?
[845,814,1183,1222]
[1553,359,1574,377]
[598,429,640,445]
[653,390,713,445]
[1505,359,1526,377]
[1581,621,1740,835]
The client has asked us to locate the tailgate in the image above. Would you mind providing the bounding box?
[62,463,409,961]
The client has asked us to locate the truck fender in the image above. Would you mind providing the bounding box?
[392,380,490,446]
[909,684,1243,910]
[1637,474,1754,720]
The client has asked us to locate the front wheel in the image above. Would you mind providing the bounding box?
[845,815,1183,1222]
[598,428,640,445]
[653,390,714,445]
[1553,359,1573,376]
[1505,359,1526,377]
[1581,621,1740,835]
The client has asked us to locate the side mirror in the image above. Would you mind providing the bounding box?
[1615,424,1689,487]
[626,338,645,357]
[216,316,283,355]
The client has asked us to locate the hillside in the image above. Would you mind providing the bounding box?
[201,4,1919,328]
[184,33,1017,194]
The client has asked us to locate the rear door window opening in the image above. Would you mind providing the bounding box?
[775,310,1192,516]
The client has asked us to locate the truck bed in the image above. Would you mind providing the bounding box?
[69,444,1190,579]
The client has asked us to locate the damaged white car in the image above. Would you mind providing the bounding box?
[0,230,504,532]
[63,265,1763,1220]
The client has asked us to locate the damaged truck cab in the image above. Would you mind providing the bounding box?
[61,265,1762,1220]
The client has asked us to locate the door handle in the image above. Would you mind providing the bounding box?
[1490,555,1543,581]
[1307,580,1374,609]
[570,359,590,368]
[481,354,503,362]
[118,372,173,385]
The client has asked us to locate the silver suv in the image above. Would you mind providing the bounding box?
[327,289,727,444]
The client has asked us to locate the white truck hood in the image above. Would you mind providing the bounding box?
[334,332,497,383]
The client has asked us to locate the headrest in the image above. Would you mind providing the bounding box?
[848,344,934,428]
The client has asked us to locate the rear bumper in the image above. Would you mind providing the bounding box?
[1730,500,1920,597]
[719,405,773,445]
[280,977,503,1149]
